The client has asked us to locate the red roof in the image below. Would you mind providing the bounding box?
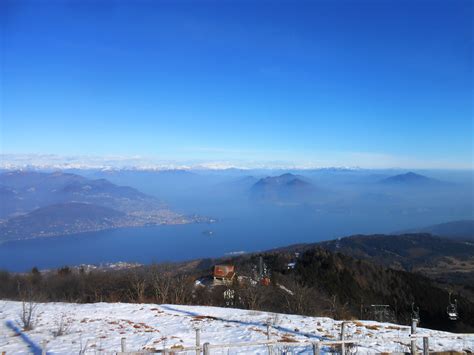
[213,265,235,279]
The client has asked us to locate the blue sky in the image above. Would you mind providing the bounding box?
[1,0,473,168]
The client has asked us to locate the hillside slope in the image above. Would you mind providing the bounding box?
[0,171,165,218]
[398,220,474,241]
[290,248,474,332]
[316,234,474,296]
[0,301,471,353]
[0,171,201,241]
[318,233,474,270]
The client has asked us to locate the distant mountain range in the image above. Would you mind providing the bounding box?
[248,171,448,204]
[0,153,366,171]
[0,171,165,218]
[0,171,206,242]
[250,173,314,203]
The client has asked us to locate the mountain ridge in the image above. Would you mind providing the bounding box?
[0,202,125,241]
[0,171,205,241]
[250,173,314,203]
[380,172,443,186]
[396,220,474,241]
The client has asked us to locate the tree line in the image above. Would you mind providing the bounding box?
[1,247,473,333]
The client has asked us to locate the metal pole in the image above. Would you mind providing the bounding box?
[203,342,210,355]
[121,337,127,352]
[312,342,320,355]
[196,328,201,355]
[423,337,429,355]
[411,319,417,355]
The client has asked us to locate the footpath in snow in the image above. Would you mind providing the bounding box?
[0,300,473,354]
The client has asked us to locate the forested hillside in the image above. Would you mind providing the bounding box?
[2,245,472,333]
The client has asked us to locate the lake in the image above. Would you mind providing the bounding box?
[0,200,449,272]
[0,206,317,271]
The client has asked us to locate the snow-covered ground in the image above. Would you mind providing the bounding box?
[0,300,472,354]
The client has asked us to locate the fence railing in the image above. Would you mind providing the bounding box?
[115,333,474,355]
[117,339,356,355]
[4,320,473,355]
[3,331,472,354]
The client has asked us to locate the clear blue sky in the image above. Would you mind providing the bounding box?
[1,0,473,168]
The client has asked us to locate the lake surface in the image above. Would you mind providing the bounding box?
[0,207,318,271]
[0,200,450,272]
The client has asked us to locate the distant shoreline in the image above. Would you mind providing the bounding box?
[0,216,216,245]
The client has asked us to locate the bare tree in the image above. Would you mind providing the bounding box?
[19,300,38,331]
[169,274,194,304]
[127,270,147,303]
[327,294,351,319]
[236,279,268,310]
[150,266,173,304]
[17,281,38,331]
[78,335,90,355]
[52,313,72,337]
[280,278,327,316]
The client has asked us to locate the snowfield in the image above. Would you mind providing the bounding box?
[0,300,472,354]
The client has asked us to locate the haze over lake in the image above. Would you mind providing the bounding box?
[2,169,471,272]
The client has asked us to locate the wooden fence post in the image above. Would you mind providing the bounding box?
[340,322,346,355]
[266,321,273,355]
[195,328,201,355]
[312,342,320,355]
[411,319,417,355]
[423,337,429,355]
[121,337,127,352]
[203,342,210,355]
[268,344,274,355]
